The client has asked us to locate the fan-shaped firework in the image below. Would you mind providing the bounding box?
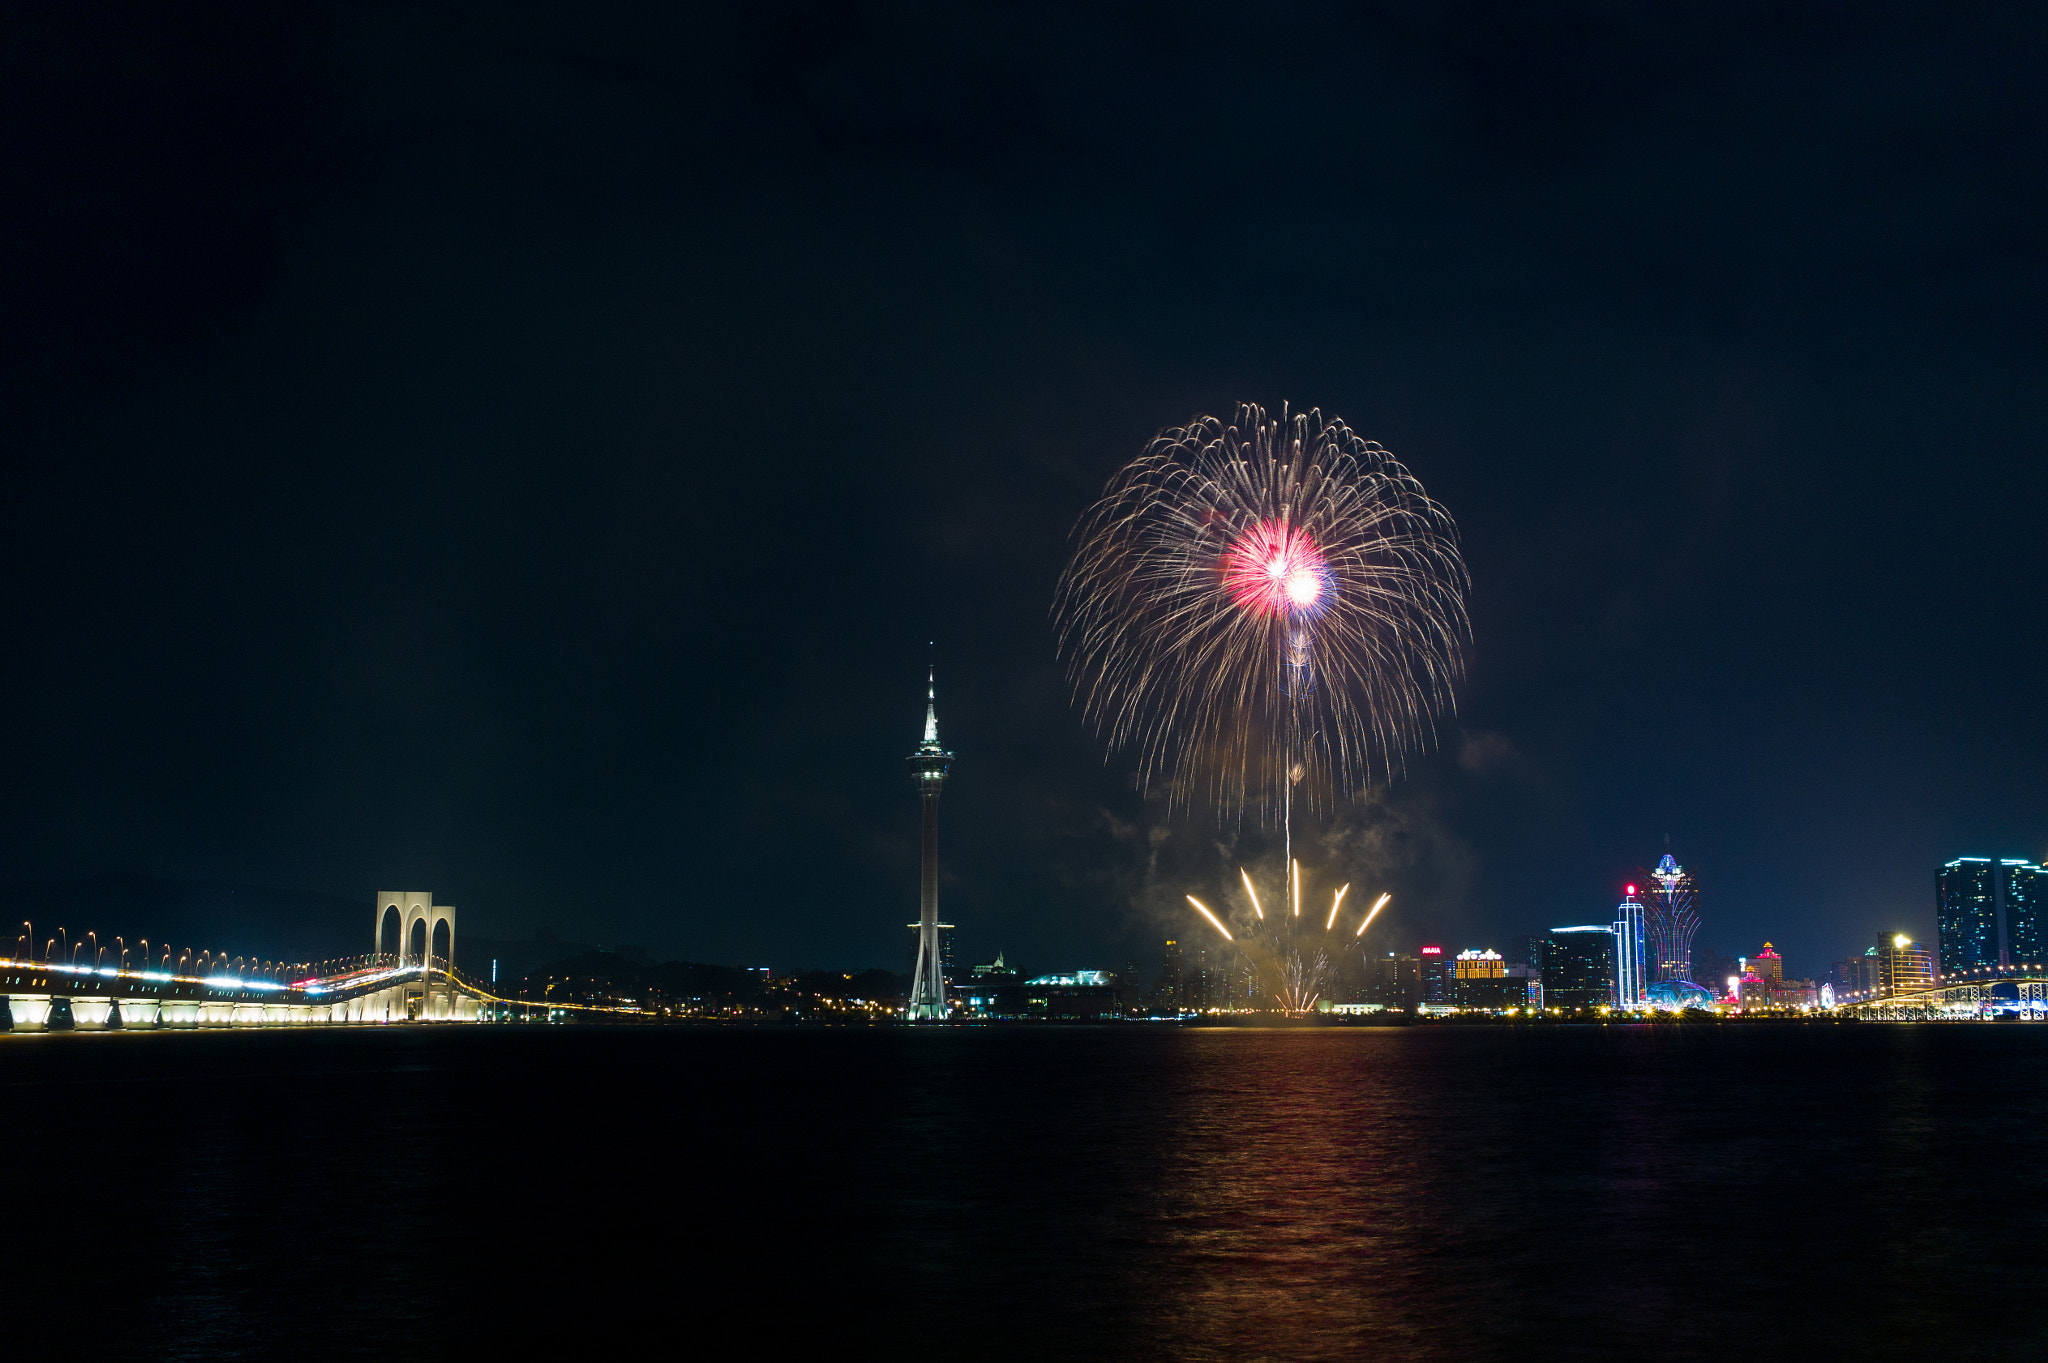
[1055,404,1469,822]
[1185,862,1392,1015]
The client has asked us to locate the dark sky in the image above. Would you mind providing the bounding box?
[4,2,2044,978]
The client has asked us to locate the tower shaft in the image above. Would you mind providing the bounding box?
[910,787,945,1017]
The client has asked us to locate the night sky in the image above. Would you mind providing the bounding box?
[5,3,2044,978]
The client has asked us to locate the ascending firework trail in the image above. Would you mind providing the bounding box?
[1055,404,1468,1011]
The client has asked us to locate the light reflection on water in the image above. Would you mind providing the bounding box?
[2,1023,2043,1360]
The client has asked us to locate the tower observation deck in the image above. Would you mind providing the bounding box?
[906,667,954,1020]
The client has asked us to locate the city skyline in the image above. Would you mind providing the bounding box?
[2,7,2045,982]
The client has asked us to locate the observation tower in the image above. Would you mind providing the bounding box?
[906,667,954,1021]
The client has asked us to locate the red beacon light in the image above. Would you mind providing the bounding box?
[1625,884,1637,896]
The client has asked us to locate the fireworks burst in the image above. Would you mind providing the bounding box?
[1055,404,1468,823]
[1187,863,1391,1016]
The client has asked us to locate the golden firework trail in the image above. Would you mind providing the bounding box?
[1185,895,1234,941]
[1354,892,1391,937]
[1181,866,1385,1015]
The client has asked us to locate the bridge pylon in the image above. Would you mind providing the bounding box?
[376,891,460,1020]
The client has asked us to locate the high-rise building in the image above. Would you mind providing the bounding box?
[2007,863,2045,966]
[1937,858,2045,973]
[905,668,954,1020]
[1752,943,1783,983]
[1159,938,1184,1010]
[1419,946,1452,1004]
[1641,852,1701,984]
[1614,887,1648,1008]
[1186,946,1216,1010]
[1939,859,1997,972]
[1874,934,1936,998]
[1537,927,1616,1010]
[1363,952,1420,1008]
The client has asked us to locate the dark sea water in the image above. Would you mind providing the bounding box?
[5,1022,2044,1360]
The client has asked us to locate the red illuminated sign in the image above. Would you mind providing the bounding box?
[1420,946,1443,955]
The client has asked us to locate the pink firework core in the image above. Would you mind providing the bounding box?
[1223,521,1328,615]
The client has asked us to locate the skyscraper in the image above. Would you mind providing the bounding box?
[1363,952,1420,1009]
[1641,852,1700,984]
[1537,927,1616,1010]
[1614,886,1648,1008]
[1939,859,1998,973]
[1938,858,2045,973]
[1158,938,1184,1011]
[2007,862,2045,965]
[905,668,954,1020]
[1419,946,1451,1004]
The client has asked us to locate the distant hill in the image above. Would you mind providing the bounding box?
[0,874,369,966]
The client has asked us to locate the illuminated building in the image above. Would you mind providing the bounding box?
[1735,944,1820,1009]
[1613,886,1648,1008]
[1023,971,1119,1019]
[1874,935,1936,997]
[2012,863,2046,964]
[1939,859,1998,972]
[1752,943,1783,983]
[959,953,1022,1018]
[1533,927,1615,1010]
[1453,948,1505,979]
[1641,852,1700,984]
[1646,979,1712,1010]
[1450,949,1507,1007]
[1937,857,2045,972]
[905,668,954,1021]
[1419,945,1451,1003]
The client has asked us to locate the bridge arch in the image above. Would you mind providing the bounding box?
[374,891,456,973]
